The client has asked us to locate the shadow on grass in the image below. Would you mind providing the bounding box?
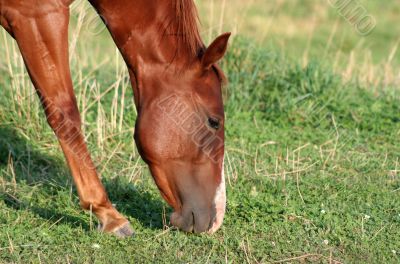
[0,125,166,231]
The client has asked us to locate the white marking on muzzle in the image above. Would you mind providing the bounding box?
[208,158,226,234]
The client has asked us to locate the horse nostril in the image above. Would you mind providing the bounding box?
[170,211,194,233]
[193,210,212,233]
[171,210,210,233]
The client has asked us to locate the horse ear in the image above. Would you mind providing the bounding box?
[201,32,231,69]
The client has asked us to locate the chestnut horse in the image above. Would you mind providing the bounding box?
[0,0,230,236]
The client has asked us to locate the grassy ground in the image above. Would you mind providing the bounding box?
[1,0,400,263]
[198,0,400,86]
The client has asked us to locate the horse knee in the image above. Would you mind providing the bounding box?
[43,97,81,141]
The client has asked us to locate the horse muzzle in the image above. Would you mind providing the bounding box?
[170,167,226,234]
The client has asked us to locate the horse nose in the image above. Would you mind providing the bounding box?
[169,164,226,233]
[193,208,213,233]
[208,171,226,234]
[170,207,214,233]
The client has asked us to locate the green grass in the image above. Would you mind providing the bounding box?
[1,1,400,263]
[199,0,400,65]
[197,0,400,86]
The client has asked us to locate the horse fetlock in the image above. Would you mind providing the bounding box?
[81,199,132,236]
[97,211,131,233]
[79,195,110,211]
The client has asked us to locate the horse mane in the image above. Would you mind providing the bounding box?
[171,0,228,87]
[174,0,204,56]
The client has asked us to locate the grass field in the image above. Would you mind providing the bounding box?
[1,0,400,263]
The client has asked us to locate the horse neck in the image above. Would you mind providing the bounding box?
[89,0,202,71]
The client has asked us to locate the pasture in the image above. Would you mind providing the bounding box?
[1,0,399,262]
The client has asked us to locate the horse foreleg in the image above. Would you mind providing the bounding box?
[2,5,133,237]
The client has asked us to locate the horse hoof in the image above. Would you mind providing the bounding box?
[98,222,135,238]
[112,222,135,238]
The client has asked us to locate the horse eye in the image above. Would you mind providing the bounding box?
[208,117,220,129]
